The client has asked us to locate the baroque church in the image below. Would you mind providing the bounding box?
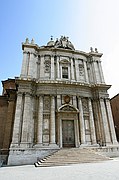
[0,36,119,165]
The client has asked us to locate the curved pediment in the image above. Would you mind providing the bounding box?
[58,104,79,112]
[59,59,70,64]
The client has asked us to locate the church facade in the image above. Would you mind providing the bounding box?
[8,36,118,165]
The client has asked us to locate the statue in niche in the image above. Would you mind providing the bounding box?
[44,60,51,73]
[79,64,84,76]
[44,96,50,110]
[82,99,89,112]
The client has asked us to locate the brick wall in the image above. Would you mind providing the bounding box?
[0,79,17,164]
[111,94,119,141]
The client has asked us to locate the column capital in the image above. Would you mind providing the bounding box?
[23,51,28,54]
[17,92,23,96]
[40,54,44,58]
[24,92,32,97]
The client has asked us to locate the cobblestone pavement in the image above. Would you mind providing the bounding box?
[1,158,119,180]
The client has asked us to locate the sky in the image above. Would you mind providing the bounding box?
[0,0,119,98]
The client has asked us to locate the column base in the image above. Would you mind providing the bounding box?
[49,143,59,148]
[80,143,99,147]
[34,143,43,148]
[20,142,33,148]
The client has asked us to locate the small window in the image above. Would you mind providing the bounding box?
[62,67,68,79]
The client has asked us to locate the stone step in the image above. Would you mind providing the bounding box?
[34,148,111,167]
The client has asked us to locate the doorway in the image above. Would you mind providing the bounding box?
[62,120,75,147]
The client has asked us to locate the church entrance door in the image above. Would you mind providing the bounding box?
[62,120,75,147]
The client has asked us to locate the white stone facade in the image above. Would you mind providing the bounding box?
[8,36,118,165]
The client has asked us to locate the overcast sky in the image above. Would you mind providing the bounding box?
[0,0,119,98]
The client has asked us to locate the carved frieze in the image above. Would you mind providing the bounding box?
[82,98,89,113]
[44,55,51,73]
[43,96,51,111]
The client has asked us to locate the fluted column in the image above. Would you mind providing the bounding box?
[78,97,86,144]
[37,95,43,145]
[99,98,111,145]
[11,92,23,147]
[20,93,32,147]
[50,96,56,144]
[51,55,54,80]
[84,60,89,83]
[105,99,118,145]
[88,98,97,145]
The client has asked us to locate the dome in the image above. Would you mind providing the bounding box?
[47,37,55,47]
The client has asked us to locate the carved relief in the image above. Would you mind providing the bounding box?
[64,95,70,103]
[79,64,85,77]
[43,96,50,111]
[82,98,89,112]
[43,114,50,133]
[60,105,77,112]
[44,55,51,73]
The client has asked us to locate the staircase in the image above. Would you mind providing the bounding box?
[34,148,111,167]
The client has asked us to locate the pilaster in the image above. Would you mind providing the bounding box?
[84,60,89,83]
[28,53,34,78]
[75,59,79,81]
[50,96,56,145]
[57,56,60,79]
[36,95,43,146]
[40,55,44,79]
[78,97,86,145]
[71,57,75,80]
[20,93,32,148]
[98,61,105,83]
[99,98,111,145]
[20,51,28,78]
[88,98,97,145]
[10,92,23,147]
[51,55,54,80]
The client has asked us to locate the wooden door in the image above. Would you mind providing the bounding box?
[62,120,75,147]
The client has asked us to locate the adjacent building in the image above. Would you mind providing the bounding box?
[111,94,119,141]
[0,36,118,165]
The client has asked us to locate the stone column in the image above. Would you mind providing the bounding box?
[99,98,111,145]
[78,97,86,145]
[20,93,32,148]
[50,96,56,145]
[20,51,28,78]
[71,58,75,80]
[84,60,89,83]
[51,55,54,80]
[37,95,43,146]
[73,95,77,108]
[40,55,44,79]
[57,56,60,79]
[98,61,105,83]
[10,92,23,147]
[105,99,118,145]
[88,98,97,145]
